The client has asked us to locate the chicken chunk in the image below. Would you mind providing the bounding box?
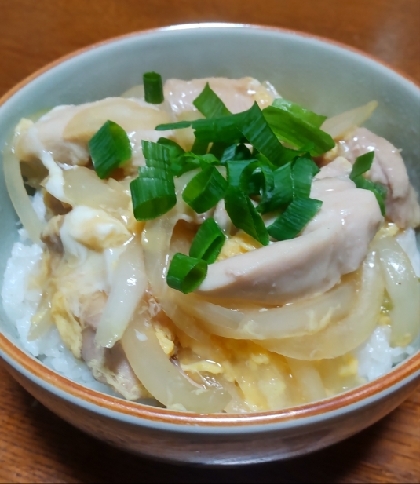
[14,97,172,167]
[81,328,148,400]
[339,127,420,228]
[14,106,90,165]
[197,165,383,304]
[164,77,276,115]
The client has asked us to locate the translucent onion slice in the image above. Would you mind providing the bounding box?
[3,144,43,243]
[63,98,171,142]
[174,282,354,340]
[121,85,145,99]
[63,166,131,212]
[95,237,147,348]
[122,307,231,413]
[286,358,326,402]
[321,101,378,140]
[376,236,420,346]
[141,171,198,297]
[262,250,384,359]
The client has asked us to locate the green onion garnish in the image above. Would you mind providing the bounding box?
[241,102,285,166]
[143,71,164,104]
[193,82,231,118]
[130,140,177,220]
[189,217,226,263]
[292,157,319,199]
[271,98,327,128]
[130,168,176,221]
[352,174,387,216]
[350,151,374,179]
[182,165,227,213]
[258,163,293,214]
[166,253,208,294]
[267,198,323,241]
[262,105,335,157]
[350,151,387,216]
[225,185,269,246]
[88,120,132,179]
[157,137,185,157]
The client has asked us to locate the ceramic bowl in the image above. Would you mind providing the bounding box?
[0,23,419,466]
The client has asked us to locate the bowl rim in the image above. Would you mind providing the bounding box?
[0,22,419,428]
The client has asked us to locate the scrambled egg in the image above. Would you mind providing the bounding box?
[217,230,262,261]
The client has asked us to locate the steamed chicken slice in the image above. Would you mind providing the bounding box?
[164,77,277,114]
[197,161,383,304]
[339,127,420,228]
[82,328,149,401]
[14,98,172,167]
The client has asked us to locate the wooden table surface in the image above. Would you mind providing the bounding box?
[0,0,419,482]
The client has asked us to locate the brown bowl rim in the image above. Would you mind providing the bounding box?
[0,22,419,428]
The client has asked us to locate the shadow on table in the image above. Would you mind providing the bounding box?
[19,386,388,484]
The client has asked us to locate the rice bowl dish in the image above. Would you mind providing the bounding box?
[2,71,419,415]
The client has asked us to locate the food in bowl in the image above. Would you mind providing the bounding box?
[2,73,420,414]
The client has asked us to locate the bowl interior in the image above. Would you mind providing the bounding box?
[0,24,419,398]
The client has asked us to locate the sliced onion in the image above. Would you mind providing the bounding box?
[376,236,420,346]
[122,306,231,413]
[95,237,147,348]
[120,85,145,99]
[285,358,326,402]
[321,101,378,140]
[3,144,43,243]
[63,166,131,212]
[174,282,355,340]
[63,98,171,142]
[262,250,384,359]
[141,171,198,296]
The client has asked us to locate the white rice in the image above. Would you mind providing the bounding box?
[1,195,419,398]
[1,196,113,394]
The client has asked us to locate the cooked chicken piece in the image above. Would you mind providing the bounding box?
[14,106,90,165]
[81,328,149,400]
[79,292,108,330]
[197,164,383,304]
[14,97,172,167]
[339,127,420,229]
[164,77,276,114]
[41,215,65,254]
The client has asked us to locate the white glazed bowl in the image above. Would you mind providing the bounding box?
[0,24,419,466]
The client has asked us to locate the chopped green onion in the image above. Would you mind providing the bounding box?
[166,253,208,294]
[241,162,274,196]
[191,137,209,155]
[130,167,176,220]
[350,151,386,216]
[267,198,323,241]
[225,186,269,245]
[292,157,319,199]
[182,165,227,213]
[219,143,252,163]
[88,120,132,179]
[258,163,293,214]
[350,151,374,180]
[272,98,327,128]
[263,105,335,157]
[157,137,185,157]
[352,176,387,216]
[241,102,285,166]
[142,140,172,167]
[143,71,164,104]
[226,160,255,188]
[155,120,192,130]
[189,217,226,263]
[193,82,231,118]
